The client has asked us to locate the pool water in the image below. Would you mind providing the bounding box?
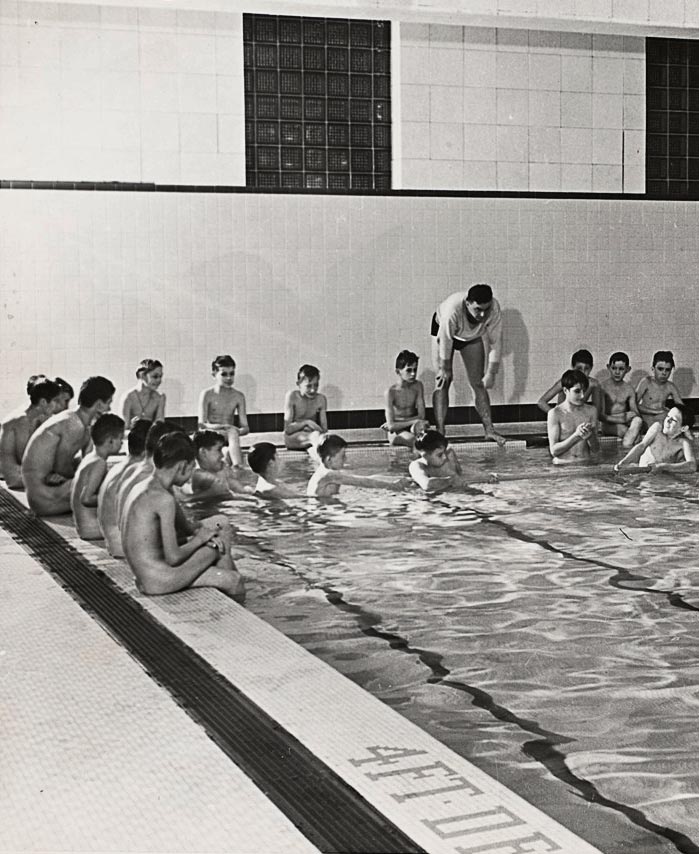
[199,446,699,854]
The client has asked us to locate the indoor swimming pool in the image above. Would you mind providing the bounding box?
[203,445,699,854]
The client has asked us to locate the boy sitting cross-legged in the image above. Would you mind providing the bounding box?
[122,432,245,599]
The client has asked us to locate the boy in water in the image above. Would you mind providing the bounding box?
[0,376,62,489]
[248,442,298,498]
[547,369,600,465]
[22,376,115,515]
[382,350,429,449]
[307,435,408,498]
[635,350,683,429]
[191,430,254,498]
[198,355,249,468]
[408,430,465,493]
[614,404,696,474]
[71,414,125,540]
[537,349,603,416]
[122,432,244,599]
[98,418,151,556]
[284,364,328,451]
[599,352,643,448]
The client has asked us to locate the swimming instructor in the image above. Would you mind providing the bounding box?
[431,283,505,446]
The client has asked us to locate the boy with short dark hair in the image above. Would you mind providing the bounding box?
[307,435,408,497]
[54,377,74,412]
[284,364,328,451]
[408,430,464,493]
[0,376,62,489]
[198,354,249,467]
[635,350,684,429]
[71,413,125,540]
[98,417,152,556]
[599,352,643,448]
[248,442,298,498]
[537,349,602,415]
[191,430,254,497]
[122,432,244,599]
[22,375,115,515]
[382,350,429,449]
[547,369,599,465]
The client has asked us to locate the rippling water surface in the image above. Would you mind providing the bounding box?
[200,447,699,853]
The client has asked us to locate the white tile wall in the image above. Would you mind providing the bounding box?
[400,24,645,192]
[4,192,699,418]
[0,1,245,184]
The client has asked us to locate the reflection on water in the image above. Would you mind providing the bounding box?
[199,448,699,853]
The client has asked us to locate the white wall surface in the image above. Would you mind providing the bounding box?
[2,190,698,417]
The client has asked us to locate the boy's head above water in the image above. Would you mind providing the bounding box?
[561,369,589,405]
[414,429,449,467]
[395,350,419,381]
[248,442,277,477]
[54,377,74,412]
[127,418,152,457]
[145,420,184,457]
[193,429,226,471]
[570,349,593,375]
[296,364,320,397]
[317,434,347,468]
[664,404,694,436]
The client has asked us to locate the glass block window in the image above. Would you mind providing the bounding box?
[244,14,391,191]
[647,38,699,199]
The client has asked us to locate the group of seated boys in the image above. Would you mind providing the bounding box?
[0,346,695,601]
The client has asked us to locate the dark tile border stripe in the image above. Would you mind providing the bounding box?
[0,489,425,854]
[0,179,656,199]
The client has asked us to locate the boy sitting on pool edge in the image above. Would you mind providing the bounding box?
[121,432,244,599]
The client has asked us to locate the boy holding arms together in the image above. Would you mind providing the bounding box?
[71,413,125,540]
[547,370,600,465]
[636,351,683,429]
[382,350,429,449]
[199,355,249,468]
[537,349,603,416]
[600,352,643,448]
[122,432,244,599]
[284,364,328,451]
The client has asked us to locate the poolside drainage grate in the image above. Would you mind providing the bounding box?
[0,489,424,854]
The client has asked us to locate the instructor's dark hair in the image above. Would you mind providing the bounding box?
[466,283,492,304]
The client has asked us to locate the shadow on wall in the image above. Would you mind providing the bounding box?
[673,367,696,399]
[500,308,529,404]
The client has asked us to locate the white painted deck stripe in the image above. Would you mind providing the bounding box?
[0,525,319,854]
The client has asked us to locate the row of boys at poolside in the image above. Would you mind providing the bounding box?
[543,349,696,472]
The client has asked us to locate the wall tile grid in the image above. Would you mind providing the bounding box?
[3,191,699,419]
[400,24,645,193]
[0,2,246,183]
